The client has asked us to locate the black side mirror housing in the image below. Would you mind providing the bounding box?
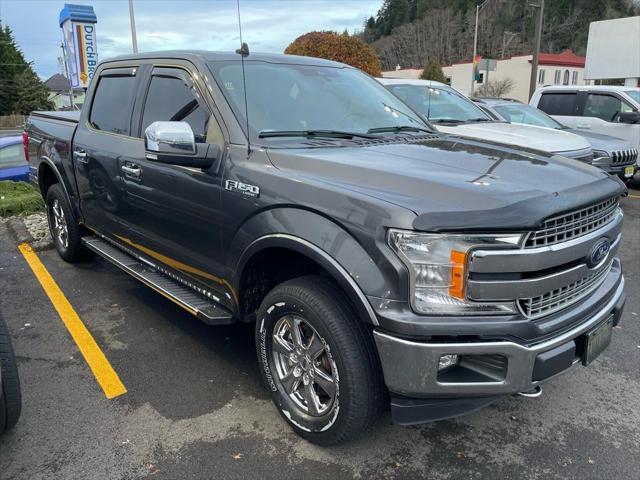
[618,111,640,124]
[146,143,220,170]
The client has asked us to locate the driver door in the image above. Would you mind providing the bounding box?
[120,65,229,300]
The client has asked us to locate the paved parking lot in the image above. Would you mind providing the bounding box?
[0,180,639,480]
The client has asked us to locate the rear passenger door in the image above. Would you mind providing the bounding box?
[73,66,143,239]
[120,65,230,301]
[536,91,580,127]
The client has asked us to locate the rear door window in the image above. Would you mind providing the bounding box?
[537,92,578,116]
[90,73,137,135]
[583,94,633,122]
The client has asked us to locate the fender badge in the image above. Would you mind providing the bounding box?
[225,179,260,198]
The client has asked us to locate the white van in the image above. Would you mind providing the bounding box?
[378,79,594,161]
[530,86,640,161]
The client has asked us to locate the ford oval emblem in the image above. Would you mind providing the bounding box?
[588,239,610,267]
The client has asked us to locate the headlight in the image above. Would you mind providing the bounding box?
[388,230,521,315]
[592,150,609,158]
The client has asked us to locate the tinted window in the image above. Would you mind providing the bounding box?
[584,94,632,122]
[141,75,209,143]
[537,93,577,116]
[0,144,26,167]
[90,75,137,135]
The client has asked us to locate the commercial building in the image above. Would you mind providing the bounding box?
[382,50,589,102]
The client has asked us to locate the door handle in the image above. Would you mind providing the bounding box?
[576,123,591,129]
[73,149,88,163]
[121,164,141,178]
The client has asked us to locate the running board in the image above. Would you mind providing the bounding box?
[82,236,234,325]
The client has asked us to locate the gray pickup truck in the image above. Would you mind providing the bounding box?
[25,51,627,445]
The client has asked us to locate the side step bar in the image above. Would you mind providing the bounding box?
[82,236,234,325]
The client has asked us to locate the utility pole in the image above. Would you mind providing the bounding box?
[60,42,75,110]
[128,0,138,53]
[471,0,489,95]
[528,0,545,100]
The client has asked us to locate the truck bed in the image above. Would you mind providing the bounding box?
[30,110,80,124]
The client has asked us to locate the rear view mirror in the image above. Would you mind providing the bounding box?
[144,121,218,169]
[618,111,640,124]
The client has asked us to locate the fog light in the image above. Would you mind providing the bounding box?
[438,354,459,370]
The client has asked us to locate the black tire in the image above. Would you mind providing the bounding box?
[255,275,384,445]
[46,184,92,263]
[0,313,21,433]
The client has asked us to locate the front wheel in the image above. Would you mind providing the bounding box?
[255,275,383,445]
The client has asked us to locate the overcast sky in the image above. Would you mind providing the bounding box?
[0,0,382,79]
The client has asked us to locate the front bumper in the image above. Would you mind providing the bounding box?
[374,275,626,422]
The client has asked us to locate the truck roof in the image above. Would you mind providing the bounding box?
[102,50,349,68]
[533,85,640,93]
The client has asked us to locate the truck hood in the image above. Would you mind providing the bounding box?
[267,135,625,231]
[436,122,591,155]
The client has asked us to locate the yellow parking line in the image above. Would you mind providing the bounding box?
[18,243,127,399]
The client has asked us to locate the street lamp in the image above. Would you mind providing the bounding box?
[471,0,489,95]
[129,0,138,53]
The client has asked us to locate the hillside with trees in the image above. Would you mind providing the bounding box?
[359,0,639,71]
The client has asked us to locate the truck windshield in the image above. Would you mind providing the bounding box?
[493,104,565,129]
[625,90,640,104]
[207,61,429,142]
[385,84,491,123]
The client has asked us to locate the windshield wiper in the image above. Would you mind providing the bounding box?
[367,125,432,134]
[258,129,376,139]
[430,118,466,124]
[468,118,492,122]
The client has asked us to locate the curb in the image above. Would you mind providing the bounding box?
[4,216,53,251]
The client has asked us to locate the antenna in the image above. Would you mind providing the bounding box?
[236,0,251,155]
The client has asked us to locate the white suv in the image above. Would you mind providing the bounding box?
[530,86,640,163]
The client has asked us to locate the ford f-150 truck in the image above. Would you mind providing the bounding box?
[25,51,627,445]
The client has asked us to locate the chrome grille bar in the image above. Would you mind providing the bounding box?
[518,261,612,319]
[525,197,619,248]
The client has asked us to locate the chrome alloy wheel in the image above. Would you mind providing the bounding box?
[272,315,338,416]
[51,199,69,249]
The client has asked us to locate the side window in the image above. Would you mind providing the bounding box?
[583,94,632,122]
[90,74,137,135]
[537,93,577,116]
[141,74,209,143]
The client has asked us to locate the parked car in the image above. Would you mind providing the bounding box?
[474,97,638,181]
[530,85,640,159]
[26,51,626,445]
[0,135,29,182]
[0,311,22,434]
[378,78,594,161]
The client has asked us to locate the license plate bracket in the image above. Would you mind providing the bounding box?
[582,316,613,366]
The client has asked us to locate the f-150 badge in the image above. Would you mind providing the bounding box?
[225,179,260,198]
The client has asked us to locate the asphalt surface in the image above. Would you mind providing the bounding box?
[0,179,639,480]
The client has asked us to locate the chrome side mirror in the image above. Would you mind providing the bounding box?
[145,121,196,155]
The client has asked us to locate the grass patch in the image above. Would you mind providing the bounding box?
[0,181,44,217]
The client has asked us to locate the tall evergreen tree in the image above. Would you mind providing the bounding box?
[0,23,53,115]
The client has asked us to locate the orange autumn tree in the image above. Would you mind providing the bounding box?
[284,31,382,77]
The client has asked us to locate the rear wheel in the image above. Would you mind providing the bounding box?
[0,314,21,433]
[45,184,92,262]
[255,275,383,445]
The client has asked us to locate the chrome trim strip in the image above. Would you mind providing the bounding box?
[374,278,624,396]
[470,214,623,273]
[468,235,620,301]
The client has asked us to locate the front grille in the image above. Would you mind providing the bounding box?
[611,149,638,166]
[519,261,613,319]
[525,196,619,248]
